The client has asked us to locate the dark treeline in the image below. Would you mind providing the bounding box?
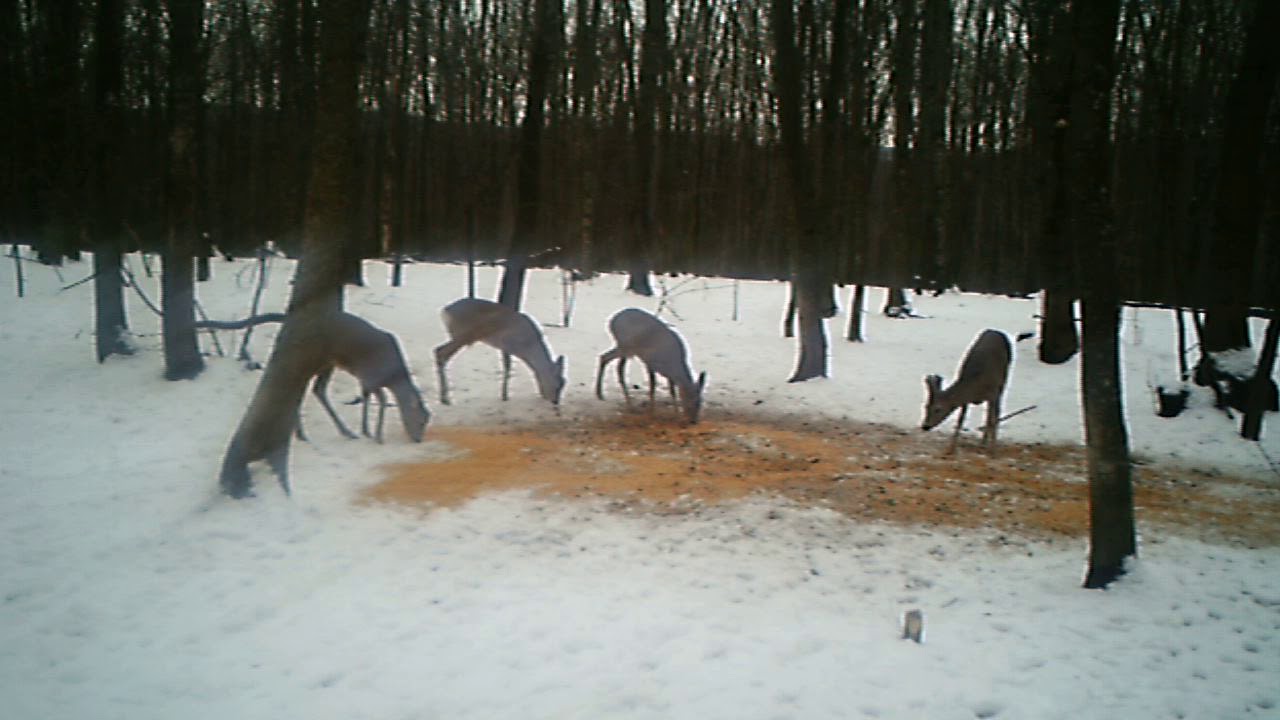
[2,0,1277,308]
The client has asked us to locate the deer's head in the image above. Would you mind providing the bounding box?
[680,371,708,425]
[402,392,431,442]
[920,374,953,431]
[538,356,567,405]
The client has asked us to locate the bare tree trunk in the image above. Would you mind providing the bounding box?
[161,0,205,381]
[498,0,559,310]
[1039,289,1078,364]
[626,0,667,297]
[90,0,131,363]
[219,0,370,498]
[1239,314,1278,441]
[1063,0,1134,589]
[1201,0,1280,355]
[771,0,831,382]
[847,284,866,341]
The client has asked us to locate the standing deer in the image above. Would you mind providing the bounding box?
[296,313,431,444]
[921,328,1012,453]
[595,308,707,424]
[434,297,566,407]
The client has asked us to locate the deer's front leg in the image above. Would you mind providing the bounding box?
[984,396,1002,452]
[948,404,968,455]
[500,352,512,401]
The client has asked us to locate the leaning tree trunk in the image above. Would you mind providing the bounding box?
[1063,0,1134,589]
[161,0,205,381]
[218,0,369,498]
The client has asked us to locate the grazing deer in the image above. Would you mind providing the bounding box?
[921,328,1012,453]
[434,297,566,407]
[595,308,708,424]
[296,313,431,444]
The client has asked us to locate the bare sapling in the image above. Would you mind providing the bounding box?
[595,308,708,424]
[921,328,1012,453]
[296,313,431,444]
[434,297,566,407]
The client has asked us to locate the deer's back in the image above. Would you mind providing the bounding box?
[442,297,535,346]
[956,329,1012,399]
[330,313,406,388]
[610,309,678,351]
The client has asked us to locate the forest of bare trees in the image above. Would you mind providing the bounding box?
[4,0,1275,308]
[4,0,1278,582]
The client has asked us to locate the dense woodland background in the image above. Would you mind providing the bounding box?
[3,0,1277,306]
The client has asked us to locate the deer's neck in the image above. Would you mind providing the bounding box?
[514,339,556,378]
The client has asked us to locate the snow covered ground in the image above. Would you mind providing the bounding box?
[1,253,1278,720]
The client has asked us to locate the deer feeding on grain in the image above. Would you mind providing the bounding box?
[921,328,1012,454]
[434,297,567,408]
[595,308,707,424]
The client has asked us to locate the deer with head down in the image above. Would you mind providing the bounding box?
[296,312,431,444]
[595,308,707,424]
[921,328,1012,454]
[434,297,567,407]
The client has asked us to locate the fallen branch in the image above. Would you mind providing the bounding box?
[194,312,287,330]
[121,261,163,318]
[999,405,1037,424]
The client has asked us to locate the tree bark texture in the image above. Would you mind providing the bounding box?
[1201,0,1280,347]
[1039,289,1078,364]
[219,0,370,498]
[771,0,833,382]
[90,0,131,363]
[161,0,205,381]
[499,0,558,309]
[1063,0,1136,589]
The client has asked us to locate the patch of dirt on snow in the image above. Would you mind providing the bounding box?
[362,411,1280,547]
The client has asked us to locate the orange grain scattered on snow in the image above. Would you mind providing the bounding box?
[362,413,1280,547]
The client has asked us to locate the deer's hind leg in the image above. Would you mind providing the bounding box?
[433,339,467,405]
[617,356,632,405]
[313,365,358,439]
[595,348,622,400]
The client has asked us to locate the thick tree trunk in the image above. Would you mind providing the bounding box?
[626,0,666,298]
[788,270,830,382]
[1063,0,1134,589]
[771,0,833,382]
[1039,289,1078,364]
[1240,316,1279,441]
[498,0,558,310]
[161,0,205,381]
[846,284,866,342]
[1201,0,1280,354]
[90,0,130,364]
[219,0,369,498]
[93,246,132,362]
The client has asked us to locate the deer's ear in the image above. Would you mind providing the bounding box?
[924,374,942,392]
